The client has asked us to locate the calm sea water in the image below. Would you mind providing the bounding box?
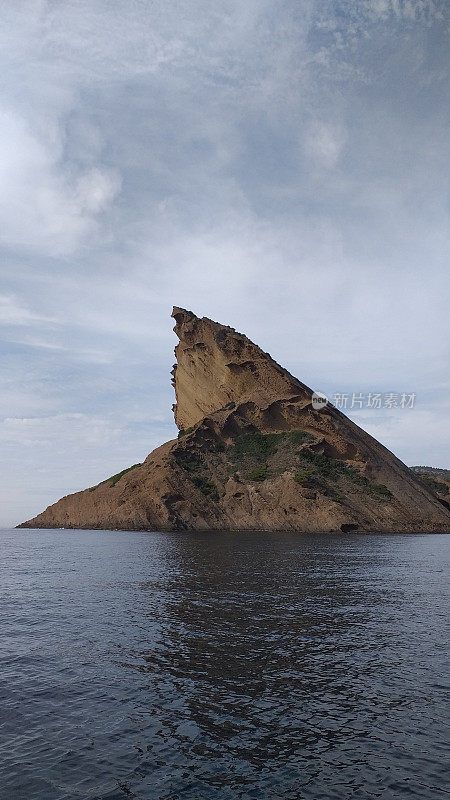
[0,529,448,800]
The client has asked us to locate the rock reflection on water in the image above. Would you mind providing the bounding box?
[115,533,448,799]
[0,529,448,800]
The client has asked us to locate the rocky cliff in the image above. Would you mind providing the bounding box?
[19,308,450,533]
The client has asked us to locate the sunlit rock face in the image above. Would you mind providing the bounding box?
[171,306,310,431]
[19,308,450,534]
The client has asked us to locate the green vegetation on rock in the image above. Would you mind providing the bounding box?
[175,428,394,504]
[175,452,203,473]
[178,426,195,438]
[227,429,315,484]
[229,430,314,464]
[293,470,315,485]
[299,451,393,500]
[230,432,276,461]
[217,401,236,412]
[249,465,269,482]
[89,463,141,491]
[176,450,219,500]
[192,475,219,500]
[418,474,449,495]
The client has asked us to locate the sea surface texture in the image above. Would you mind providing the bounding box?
[0,529,448,800]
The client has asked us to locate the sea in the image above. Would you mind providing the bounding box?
[0,528,448,800]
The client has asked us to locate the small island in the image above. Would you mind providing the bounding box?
[19,307,450,533]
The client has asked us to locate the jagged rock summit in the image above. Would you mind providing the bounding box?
[171,306,312,430]
[19,307,450,533]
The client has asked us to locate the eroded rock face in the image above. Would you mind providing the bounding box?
[19,307,450,533]
[171,307,310,431]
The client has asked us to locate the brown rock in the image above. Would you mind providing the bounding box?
[171,306,310,430]
[19,307,450,533]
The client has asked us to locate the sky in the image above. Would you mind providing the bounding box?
[0,0,449,527]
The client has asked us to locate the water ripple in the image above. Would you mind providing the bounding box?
[0,529,448,800]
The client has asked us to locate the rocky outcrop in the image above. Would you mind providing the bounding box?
[171,307,311,430]
[19,308,450,533]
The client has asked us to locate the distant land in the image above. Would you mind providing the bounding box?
[409,466,450,503]
[19,308,450,533]
[411,466,450,480]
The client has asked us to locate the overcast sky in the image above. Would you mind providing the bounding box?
[0,0,448,526]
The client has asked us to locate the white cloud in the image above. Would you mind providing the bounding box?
[0,108,121,256]
[350,405,450,468]
[75,168,121,214]
[0,293,54,326]
[0,412,120,448]
[4,334,115,364]
[303,121,347,168]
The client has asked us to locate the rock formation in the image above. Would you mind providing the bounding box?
[19,307,450,533]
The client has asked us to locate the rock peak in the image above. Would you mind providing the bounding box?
[171,308,309,431]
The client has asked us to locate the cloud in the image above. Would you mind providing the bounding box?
[0,108,121,256]
[303,121,347,168]
[0,293,115,362]
[0,294,54,326]
[350,404,450,468]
